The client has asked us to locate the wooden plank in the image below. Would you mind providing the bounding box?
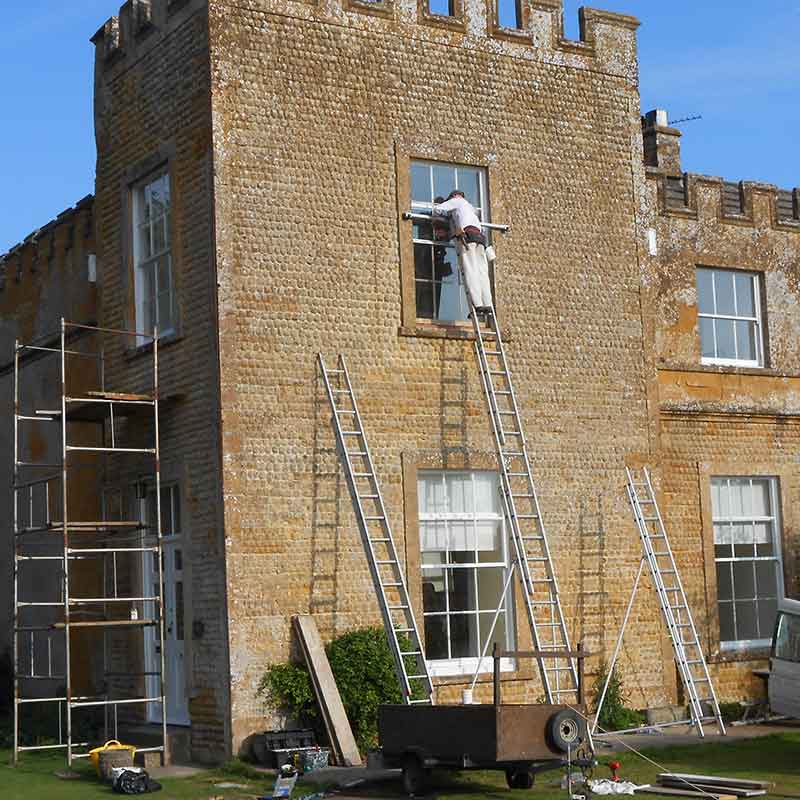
[636,786,736,800]
[86,390,152,401]
[658,779,766,797]
[658,775,773,791]
[293,615,362,767]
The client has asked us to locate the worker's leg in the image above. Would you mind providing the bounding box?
[458,242,492,310]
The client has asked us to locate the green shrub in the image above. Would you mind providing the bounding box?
[259,626,417,754]
[591,662,646,732]
[258,662,317,726]
[718,701,746,724]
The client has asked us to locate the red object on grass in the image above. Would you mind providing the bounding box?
[609,760,621,782]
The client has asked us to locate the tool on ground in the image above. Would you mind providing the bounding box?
[593,467,725,737]
[318,354,433,705]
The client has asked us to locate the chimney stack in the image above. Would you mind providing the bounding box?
[642,109,682,175]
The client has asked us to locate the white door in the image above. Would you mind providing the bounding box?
[143,486,190,726]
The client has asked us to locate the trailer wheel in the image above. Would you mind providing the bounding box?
[402,754,427,796]
[505,768,534,789]
[546,709,585,753]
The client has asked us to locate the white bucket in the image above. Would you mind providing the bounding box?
[462,688,474,705]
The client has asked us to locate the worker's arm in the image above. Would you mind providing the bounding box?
[431,197,460,218]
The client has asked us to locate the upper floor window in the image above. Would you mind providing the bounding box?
[428,0,456,14]
[697,267,763,367]
[418,471,515,675]
[497,0,523,29]
[133,173,175,339]
[410,161,489,323]
[712,477,782,649]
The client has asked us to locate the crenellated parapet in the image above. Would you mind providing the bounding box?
[205,0,639,82]
[642,108,800,232]
[647,170,800,232]
[90,0,204,74]
[0,196,95,298]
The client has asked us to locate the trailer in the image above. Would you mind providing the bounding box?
[375,646,594,794]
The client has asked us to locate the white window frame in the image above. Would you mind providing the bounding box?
[697,267,764,368]
[133,172,175,342]
[410,161,490,324]
[711,476,784,651]
[418,471,515,676]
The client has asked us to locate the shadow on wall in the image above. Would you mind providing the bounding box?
[310,367,342,638]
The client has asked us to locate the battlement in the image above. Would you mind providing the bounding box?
[0,196,94,296]
[90,0,204,73]
[642,108,799,231]
[91,0,640,82]
[647,170,800,231]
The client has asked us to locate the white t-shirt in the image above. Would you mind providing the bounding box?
[432,196,482,233]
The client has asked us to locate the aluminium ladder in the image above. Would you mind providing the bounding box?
[318,354,434,705]
[625,467,726,736]
[471,311,580,705]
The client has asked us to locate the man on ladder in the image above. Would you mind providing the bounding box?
[433,190,495,321]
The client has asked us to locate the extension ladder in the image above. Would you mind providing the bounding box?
[318,354,434,705]
[472,311,580,704]
[626,467,726,736]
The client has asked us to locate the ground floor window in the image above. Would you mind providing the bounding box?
[418,471,515,675]
[711,476,783,649]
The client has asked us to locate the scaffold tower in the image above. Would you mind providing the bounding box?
[11,319,167,766]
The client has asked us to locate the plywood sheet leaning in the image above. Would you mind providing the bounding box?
[293,615,363,767]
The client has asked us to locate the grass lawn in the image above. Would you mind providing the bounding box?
[428,733,800,800]
[0,751,315,800]
[1,733,798,799]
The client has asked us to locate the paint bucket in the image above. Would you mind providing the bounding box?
[462,688,474,705]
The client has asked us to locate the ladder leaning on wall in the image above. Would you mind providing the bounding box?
[593,467,726,737]
[402,209,580,705]
[470,308,581,705]
[318,354,434,705]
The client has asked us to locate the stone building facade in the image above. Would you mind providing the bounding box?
[2,0,798,763]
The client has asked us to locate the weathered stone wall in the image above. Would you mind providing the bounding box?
[91,0,229,762]
[642,115,800,702]
[0,197,97,681]
[208,0,659,748]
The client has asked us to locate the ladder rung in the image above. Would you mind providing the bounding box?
[364,516,385,521]
[337,410,356,415]
[350,451,368,456]
[504,451,524,456]
[331,389,350,393]
[376,560,398,565]
[508,471,527,476]
[326,369,346,374]
[495,390,512,395]
[383,582,403,587]
[395,627,414,634]
[353,472,373,477]
[359,494,379,499]
[522,536,544,541]
[403,651,423,657]
[485,350,502,356]
[407,674,428,680]
[408,699,432,705]
[342,431,362,436]
[388,604,408,610]
[516,514,540,519]
[370,538,391,543]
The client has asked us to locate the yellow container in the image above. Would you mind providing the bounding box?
[89,740,137,777]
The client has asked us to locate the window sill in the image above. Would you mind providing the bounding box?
[657,363,795,378]
[125,330,183,360]
[428,657,515,679]
[399,320,510,342]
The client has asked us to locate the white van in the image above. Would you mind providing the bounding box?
[769,598,800,718]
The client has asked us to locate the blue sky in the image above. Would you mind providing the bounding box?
[0,1,797,253]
